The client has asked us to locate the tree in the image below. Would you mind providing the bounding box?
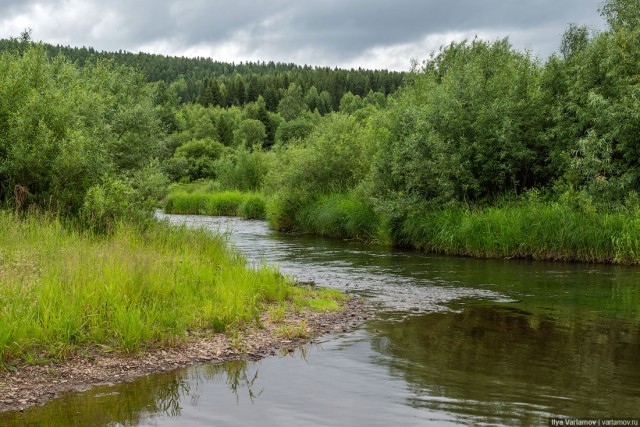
[277,83,306,121]
[164,138,226,181]
[304,86,320,111]
[234,119,267,149]
[318,90,333,115]
[599,0,640,30]
[560,24,590,59]
[339,92,363,114]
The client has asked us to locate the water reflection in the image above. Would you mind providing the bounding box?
[369,306,640,424]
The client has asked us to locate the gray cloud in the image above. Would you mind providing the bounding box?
[0,0,606,70]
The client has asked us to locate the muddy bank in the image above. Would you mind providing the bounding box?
[0,298,367,413]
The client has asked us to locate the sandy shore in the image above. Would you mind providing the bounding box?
[0,298,367,413]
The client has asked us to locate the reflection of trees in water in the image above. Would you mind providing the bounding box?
[369,305,640,424]
[1,345,317,426]
[0,371,192,426]
[224,360,262,403]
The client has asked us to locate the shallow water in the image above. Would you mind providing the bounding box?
[3,214,639,426]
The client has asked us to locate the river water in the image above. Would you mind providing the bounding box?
[3,214,639,426]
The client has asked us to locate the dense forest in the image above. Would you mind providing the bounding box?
[0,37,406,109]
[2,0,640,265]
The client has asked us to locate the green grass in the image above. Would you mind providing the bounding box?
[291,287,347,312]
[163,183,640,265]
[296,193,381,241]
[394,201,640,264]
[164,190,267,220]
[0,211,339,367]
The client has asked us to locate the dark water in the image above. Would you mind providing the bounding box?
[2,215,639,426]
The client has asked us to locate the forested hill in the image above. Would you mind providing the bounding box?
[0,38,406,109]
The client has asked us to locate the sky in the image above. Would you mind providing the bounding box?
[0,0,607,71]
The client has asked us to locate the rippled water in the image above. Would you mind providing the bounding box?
[3,214,639,426]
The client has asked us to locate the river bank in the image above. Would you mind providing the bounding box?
[0,298,366,413]
[163,187,640,265]
[0,211,365,412]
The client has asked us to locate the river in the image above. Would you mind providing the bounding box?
[3,214,639,426]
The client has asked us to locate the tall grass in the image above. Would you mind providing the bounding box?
[163,184,640,264]
[0,211,299,366]
[164,190,266,220]
[395,201,640,264]
[297,194,381,241]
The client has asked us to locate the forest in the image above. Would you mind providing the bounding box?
[0,37,406,109]
[2,0,640,267]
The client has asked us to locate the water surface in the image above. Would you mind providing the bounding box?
[3,215,639,426]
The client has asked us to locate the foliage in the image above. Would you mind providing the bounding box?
[277,83,307,121]
[547,3,640,204]
[234,119,267,148]
[164,138,229,182]
[367,38,549,212]
[0,39,165,221]
[215,147,273,191]
[264,113,367,230]
[275,114,317,145]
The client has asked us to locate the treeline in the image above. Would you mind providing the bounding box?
[0,37,405,109]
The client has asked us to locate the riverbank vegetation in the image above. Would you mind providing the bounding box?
[164,188,266,219]
[0,212,345,368]
[0,34,348,369]
[161,0,640,264]
[2,0,640,316]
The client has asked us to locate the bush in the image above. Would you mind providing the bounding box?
[81,178,148,233]
[265,113,367,230]
[0,41,164,217]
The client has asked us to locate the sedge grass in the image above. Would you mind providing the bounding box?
[0,211,333,367]
[164,190,267,220]
[395,201,640,264]
[296,193,381,241]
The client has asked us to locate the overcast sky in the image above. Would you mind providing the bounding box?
[0,0,606,71]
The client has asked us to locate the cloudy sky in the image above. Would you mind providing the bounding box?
[0,0,606,71]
